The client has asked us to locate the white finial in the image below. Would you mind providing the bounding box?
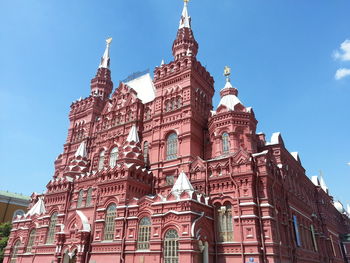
[179,0,191,29]
[161,59,165,66]
[126,125,140,143]
[99,37,112,69]
[319,171,328,194]
[75,141,87,158]
[347,204,350,214]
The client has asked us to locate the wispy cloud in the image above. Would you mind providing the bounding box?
[347,162,350,166]
[335,68,350,80]
[334,39,350,61]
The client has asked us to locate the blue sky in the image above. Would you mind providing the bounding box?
[0,0,349,205]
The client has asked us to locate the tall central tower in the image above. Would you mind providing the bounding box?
[145,0,215,193]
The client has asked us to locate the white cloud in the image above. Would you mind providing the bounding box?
[347,162,350,166]
[334,39,350,61]
[335,68,350,80]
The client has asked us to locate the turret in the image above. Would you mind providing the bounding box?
[172,0,198,60]
[90,38,113,100]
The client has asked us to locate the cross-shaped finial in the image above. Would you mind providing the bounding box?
[184,0,190,3]
[224,66,231,77]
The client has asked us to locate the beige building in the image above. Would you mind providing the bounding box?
[0,190,30,223]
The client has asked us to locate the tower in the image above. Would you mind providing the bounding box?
[148,0,214,193]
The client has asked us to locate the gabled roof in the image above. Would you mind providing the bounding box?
[126,125,140,143]
[75,141,87,158]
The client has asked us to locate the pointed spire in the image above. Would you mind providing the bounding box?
[171,171,194,196]
[179,0,191,29]
[347,204,350,214]
[99,37,112,69]
[126,125,140,143]
[161,59,165,66]
[75,141,87,158]
[26,196,46,217]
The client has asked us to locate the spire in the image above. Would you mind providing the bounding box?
[179,0,191,29]
[347,204,350,214]
[99,37,112,69]
[75,141,87,158]
[172,0,198,60]
[126,125,140,143]
[90,38,114,100]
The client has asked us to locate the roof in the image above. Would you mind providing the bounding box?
[217,94,242,111]
[75,141,87,158]
[125,73,156,104]
[171,171,194,196]
[0,190,30,201]
[126,125,140,143]
[26,196,46,216]
[179,1,191,29]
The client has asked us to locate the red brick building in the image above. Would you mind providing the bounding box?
[4,1,350,263]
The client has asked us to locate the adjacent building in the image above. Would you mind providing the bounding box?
[4,1,350,263]
[0,190,30,224]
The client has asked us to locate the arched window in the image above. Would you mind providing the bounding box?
[77,189,84,208]
[143,141,149,164]
[137,217,151,250]
[10,240,20,263]
[166,133,178,160]
[216,204,233,242]
[26,229,36,253]
[103,204,116,241]
[13,209,24,220]
[86,188,93,207]
[98,150,105,171]
[46,212,58,244]
[109,147,119,168]
[222,132,230,154]
[164,229,179,263]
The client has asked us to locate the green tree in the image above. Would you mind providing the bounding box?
[0,222,12,263]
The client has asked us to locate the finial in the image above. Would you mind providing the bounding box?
[106,37,112,45]
[184,0,190,3]
[224,66,231,82]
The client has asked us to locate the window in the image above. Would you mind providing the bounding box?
[26,229,36,253]
[10,240,20,263]
[310,225,318,251]
[216,204,233,242]
[166,133,178,160]
[46,212,58,244]
[98,150,105,171]
[137,217,151,250]
[222,132,230,154]
[77,189,84,208]
[103,204,116,241]
[164,229,179,263]
[109,147,119,168]
[86,188,93,207]
[143,141,149,164]
[292,215,302,247]
[13,209,25,220]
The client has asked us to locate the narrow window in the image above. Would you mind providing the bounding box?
[26,229,36,253]
[77,189,84,208]
[216,204,233,242]
[10,240,21,263]
[310,225,318,251]
[86,188,93,207]
[103,204,116,241]
[137,217,151,250]
[46,212,58,244]
[143,141,149,164]
[166,133,178,160]
[109,147,119,168]
[222,132,230,154]
[98,150,105,171]
[292,215,302,247]
[164,229,179,263]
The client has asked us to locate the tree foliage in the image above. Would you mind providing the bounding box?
[0,222,12,263]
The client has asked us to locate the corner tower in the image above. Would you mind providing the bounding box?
[146,0,214,193]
